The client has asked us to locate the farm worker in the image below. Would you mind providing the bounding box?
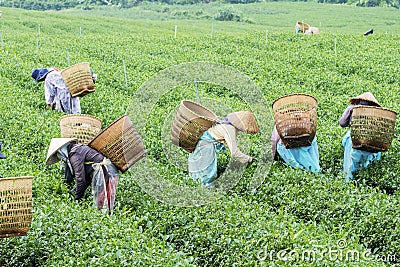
[271,126,320,173]
[0,143,5,159]
[31,67,81,114]
[188,110,258,186]
[45,138,119,214]
[339,92,381,181]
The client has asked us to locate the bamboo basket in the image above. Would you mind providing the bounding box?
[88,115,146,173]
[60,114,102,145]
[61,62,95,97]
[0,176,33,238]
[351,106,397,152]
[272,94,318,149]
[170,100,218,153]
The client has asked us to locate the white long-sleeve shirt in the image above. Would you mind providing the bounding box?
[45,70,81,114]
[207,124,252,163]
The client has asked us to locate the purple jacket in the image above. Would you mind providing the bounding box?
[338,105,356,128]
[67,144,107,200]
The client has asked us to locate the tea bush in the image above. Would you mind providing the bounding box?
[0,4,399,266]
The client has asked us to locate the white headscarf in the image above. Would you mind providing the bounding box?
[57,144,73,173]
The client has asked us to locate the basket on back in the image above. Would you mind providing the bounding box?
[272,94,318,149]
[0,176,33,238]
[171,100,218,153]
[351,106,397,153]
[88,115,146,173]
[60,114,102,145]
[61,62,95,97]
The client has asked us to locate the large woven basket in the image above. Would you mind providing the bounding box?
[88,115,146,173]
[171,100,218,153]
[60,114,102,145]
[272,94,318,149]
[61,62,95,98]
[0,176,33,238]
[351,106,397,152]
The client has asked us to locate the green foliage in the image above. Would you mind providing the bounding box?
[0,4,399,266]
[214,8,241,21]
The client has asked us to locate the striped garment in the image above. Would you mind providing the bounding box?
[45,70,81,114]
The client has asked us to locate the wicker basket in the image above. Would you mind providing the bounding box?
[61,62,95,98]
[60,114,102,145]
[351,106,397,152]
[0,176,33,238]
[88,115,146,173]
[171,100,218,153]
[272,94,318,149]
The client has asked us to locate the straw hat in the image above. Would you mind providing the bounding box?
[350,92,381,107]
[45,138,77,165]
[226,110,259,134]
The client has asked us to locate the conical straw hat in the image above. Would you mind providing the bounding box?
[226,110,259,134]
[350,92,381,107]
[46,138,78,165]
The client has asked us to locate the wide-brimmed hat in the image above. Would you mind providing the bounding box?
[31,68,53,82]
[350,92,381,107]
[45,138,77,165]
[226,110,259,134]
[0,143,6,159]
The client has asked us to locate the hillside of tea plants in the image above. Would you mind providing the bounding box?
[0,3,399,266]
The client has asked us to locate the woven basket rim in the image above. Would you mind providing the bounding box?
[60,113,102,123]
[60,62,90,73]
[87,114,128,147]
[352,105,398,115]
[180,100,218,121]
[0,176,34,182]
[272,93,318,109]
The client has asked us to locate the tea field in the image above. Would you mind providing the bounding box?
[0,2,399,266]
